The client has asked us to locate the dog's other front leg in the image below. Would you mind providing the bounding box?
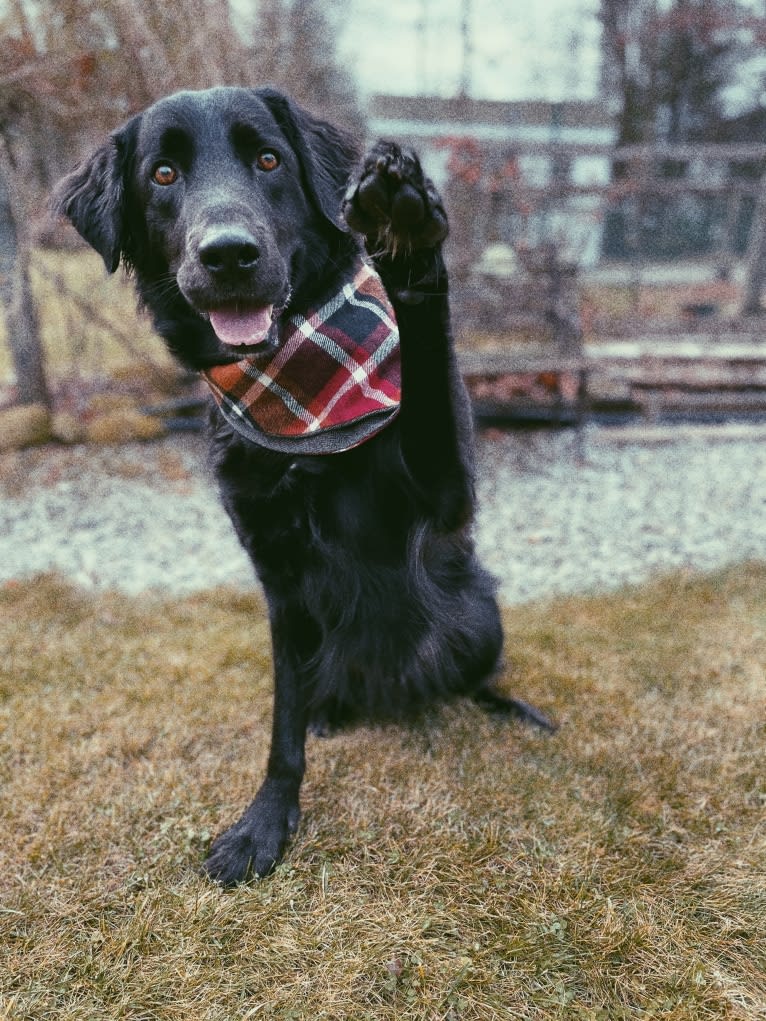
[343,142,474,530]
[202,607,307,886]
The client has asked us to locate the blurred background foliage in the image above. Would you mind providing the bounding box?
[3,0,766,423]
[0,0,363,221]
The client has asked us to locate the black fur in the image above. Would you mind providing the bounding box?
[54,87,554,886]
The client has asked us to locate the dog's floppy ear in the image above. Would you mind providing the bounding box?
[52,117,139,273]
[257,89,360,235]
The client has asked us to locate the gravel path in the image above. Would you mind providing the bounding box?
[1,425,764,604]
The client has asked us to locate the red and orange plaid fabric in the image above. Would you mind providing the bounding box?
[202,262,400,454]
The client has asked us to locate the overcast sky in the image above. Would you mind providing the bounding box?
[337,0,602,101]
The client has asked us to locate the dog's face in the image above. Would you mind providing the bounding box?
[54,87,360,366]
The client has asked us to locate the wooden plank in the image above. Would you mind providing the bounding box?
[743,174,766,314]
[602,423,766,445]
[460,142,766,160]
[471,399,582,425]
[628,375,766,390]
[587,339,766,361]
[458,349,587,375]
[519,181,762,199]
[634,391,766,411]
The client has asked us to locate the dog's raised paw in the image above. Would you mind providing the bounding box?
[343,141,448,254]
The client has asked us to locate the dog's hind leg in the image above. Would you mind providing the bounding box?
[472,684,558,732]
[451,581,557,732]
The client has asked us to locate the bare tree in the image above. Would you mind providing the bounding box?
[600,0,764,146]
[247,0,363,130]
[0,143,49,407]
[0,0,360,411]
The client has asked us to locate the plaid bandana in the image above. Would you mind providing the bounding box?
[202,262,400,454]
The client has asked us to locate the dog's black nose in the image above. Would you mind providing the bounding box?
[198,228,260,273]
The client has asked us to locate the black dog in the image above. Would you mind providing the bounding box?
[54,87,553,885]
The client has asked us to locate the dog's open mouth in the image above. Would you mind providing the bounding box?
[208,305,276,351]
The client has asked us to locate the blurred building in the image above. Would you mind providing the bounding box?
[366,94,617,265]
[367,94,615,184]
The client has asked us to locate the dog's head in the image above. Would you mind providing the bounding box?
[53,87,360,367]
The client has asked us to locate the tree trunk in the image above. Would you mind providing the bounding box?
[0,150,49,407]
[742,174,766,315]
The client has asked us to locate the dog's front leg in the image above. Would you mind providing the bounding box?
[202,608,306,886]
[343,142,474,529]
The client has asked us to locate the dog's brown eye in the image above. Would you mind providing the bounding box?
[256,150,280,172]
[152,164,178,186]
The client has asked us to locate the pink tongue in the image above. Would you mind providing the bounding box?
[209,306,274,347]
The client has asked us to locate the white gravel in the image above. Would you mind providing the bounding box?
[475,425,766,602]
[1,425,764,603]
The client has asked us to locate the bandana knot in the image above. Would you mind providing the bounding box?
[202,262,400,454]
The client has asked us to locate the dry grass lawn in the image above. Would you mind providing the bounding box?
[1,566,765,1020]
